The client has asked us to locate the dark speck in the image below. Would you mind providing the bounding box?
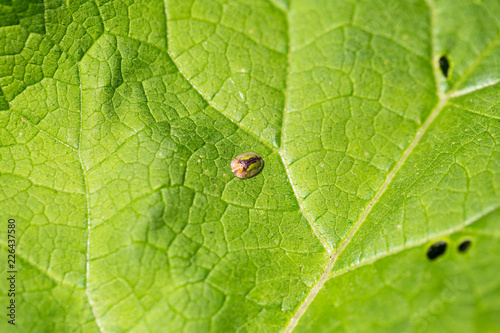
[427,241,447,260]
[439,55,450,78]
[458,240,472,253]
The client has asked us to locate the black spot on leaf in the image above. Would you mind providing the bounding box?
[458,240,472,253]
[439,56,450,78]
[427,241,447,260]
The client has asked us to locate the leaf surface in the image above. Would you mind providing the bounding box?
[0,0,499,332]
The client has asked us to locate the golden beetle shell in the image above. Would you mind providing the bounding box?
[231,152,264,179]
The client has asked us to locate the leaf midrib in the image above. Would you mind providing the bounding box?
[75,60,104,332]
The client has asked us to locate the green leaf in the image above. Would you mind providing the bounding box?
[0,0,499,332]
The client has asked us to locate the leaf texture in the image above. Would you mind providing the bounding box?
[0,0,499,332]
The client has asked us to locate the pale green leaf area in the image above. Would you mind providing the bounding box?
[0,0,499,332]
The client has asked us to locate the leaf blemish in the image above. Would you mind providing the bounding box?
[427,241,447,260]
[439,55,450,78]
[458,240,472,253]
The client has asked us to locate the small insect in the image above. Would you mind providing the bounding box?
[231,152,264,179]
